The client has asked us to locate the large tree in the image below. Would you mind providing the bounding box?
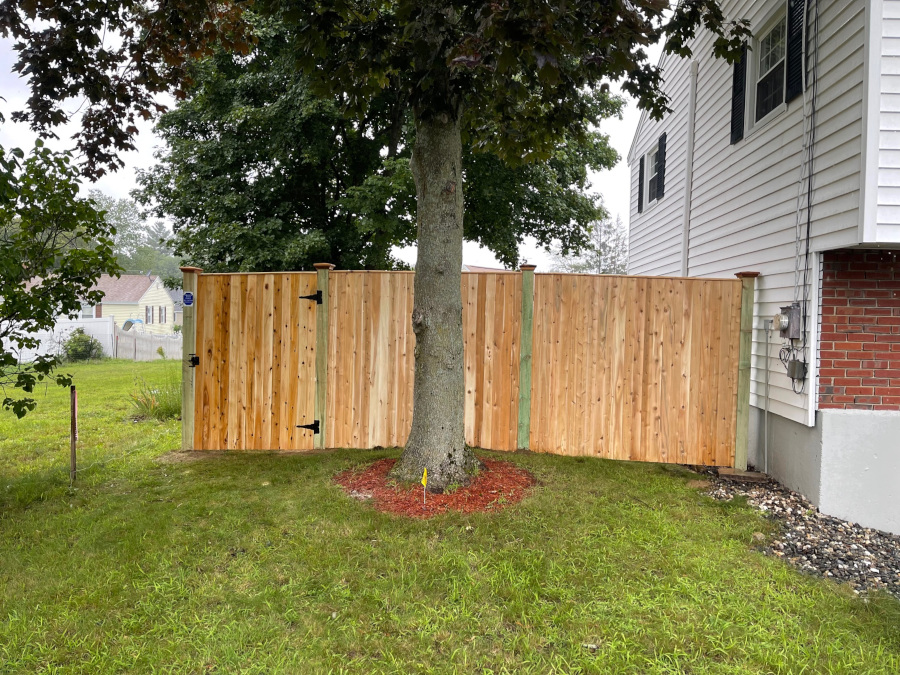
[0,136,120,417]
[1,0,748,489]
[134,16,618,272]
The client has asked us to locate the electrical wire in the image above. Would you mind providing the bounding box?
[788,0,819,395]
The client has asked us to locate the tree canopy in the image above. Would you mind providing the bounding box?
[134,16,621,272]
[88,190,181,283]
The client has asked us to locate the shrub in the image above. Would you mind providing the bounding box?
[131,365,181,421]
[62,328,104,361]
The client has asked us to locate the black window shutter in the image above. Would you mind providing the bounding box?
[656,133,666,200]
[731,46,747,144]
[638,156,644,213]
[786,0,806,103]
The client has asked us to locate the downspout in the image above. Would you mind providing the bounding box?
[681,60,699,277]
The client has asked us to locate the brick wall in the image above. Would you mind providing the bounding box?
[819,250,900,410]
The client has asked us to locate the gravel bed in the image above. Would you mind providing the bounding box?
[704,473,900,600]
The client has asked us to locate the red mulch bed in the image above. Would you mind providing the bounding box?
[333,458,535,519]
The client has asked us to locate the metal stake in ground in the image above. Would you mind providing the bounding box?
[70,385,78,485]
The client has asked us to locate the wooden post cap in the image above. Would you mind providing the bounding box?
[314,263,336,270]
[179,266,203,274]
[520,264,537,272]
[734,271,760,278]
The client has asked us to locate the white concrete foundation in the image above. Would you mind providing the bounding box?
[747,406,900,535]
[819,410,900,535]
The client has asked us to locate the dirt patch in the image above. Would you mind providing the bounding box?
[686,479,712,489]
[334,458,535,518]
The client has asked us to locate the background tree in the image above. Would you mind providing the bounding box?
[135,16,618,272]
[0,137,120,417]
[2,0,748,489]
[88,190,181,282]
[552,215,629,275]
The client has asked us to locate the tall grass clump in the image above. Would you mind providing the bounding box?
[130,352,181,420]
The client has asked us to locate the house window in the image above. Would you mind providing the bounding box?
[160,306,166,324]
[145,306,153,324]
[755,16,786,122]
[637,133,666,213]
[80,304,94,319]
[647,148,659,205]
[730,1,805,144]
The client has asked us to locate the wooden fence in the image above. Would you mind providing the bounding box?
[183,267,754,468]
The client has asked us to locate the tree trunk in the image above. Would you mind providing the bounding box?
[389,112,481,491]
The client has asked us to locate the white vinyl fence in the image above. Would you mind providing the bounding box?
[114,327,182,361]
[10,317,116,362]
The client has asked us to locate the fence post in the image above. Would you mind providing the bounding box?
[734,271,759,471]
[517,264,537,450]
[70,385,77,485]
[314,263,335,450]
[180,266,203,451]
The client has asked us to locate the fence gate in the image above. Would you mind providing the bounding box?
[184,268,753,468]
[192,273,319,450]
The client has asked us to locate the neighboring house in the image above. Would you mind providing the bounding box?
[167,287,184,328]
[88,274,179,335]
[628,0,900,534]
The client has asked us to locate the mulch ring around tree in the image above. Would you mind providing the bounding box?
[334,458,535,519]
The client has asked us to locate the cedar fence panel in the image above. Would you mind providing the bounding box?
[326,271,522,450]
[187,269,747,467]
[529,274,742,466]
[326,271,416,449]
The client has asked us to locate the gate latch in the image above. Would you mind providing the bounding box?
[297,420,320,434]
[188,354,200,368]
[299,290,323,304]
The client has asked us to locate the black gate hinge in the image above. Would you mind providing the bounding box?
[299,290,322,304]
[188,354,200,368]
[297,420,320,434]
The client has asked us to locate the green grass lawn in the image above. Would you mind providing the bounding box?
[1,360,899,674]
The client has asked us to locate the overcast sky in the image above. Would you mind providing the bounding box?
[1,35,651,272]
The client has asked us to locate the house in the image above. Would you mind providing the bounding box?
[628,0,899,534]
[87,274,179,335]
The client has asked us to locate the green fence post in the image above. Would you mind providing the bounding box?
[517,264,537,450]
[180,266,202,451]
[313,263,334,450]
[734,271,759,471]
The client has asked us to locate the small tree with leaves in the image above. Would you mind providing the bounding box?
[0,137,120,417]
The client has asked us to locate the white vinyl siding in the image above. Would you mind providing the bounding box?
[876,0,900,242]
[628,0,866,427]
[628,53,693,276]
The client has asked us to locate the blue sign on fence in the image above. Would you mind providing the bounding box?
[183,292,194,306]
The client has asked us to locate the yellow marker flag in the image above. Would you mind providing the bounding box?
[421,467,428,487]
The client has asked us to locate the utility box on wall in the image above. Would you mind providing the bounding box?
[776,303,802,340]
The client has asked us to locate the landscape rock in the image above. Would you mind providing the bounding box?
[703,472,900,600]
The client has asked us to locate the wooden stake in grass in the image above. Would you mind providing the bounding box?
[422,467,427,506]
[69,385,78,486]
